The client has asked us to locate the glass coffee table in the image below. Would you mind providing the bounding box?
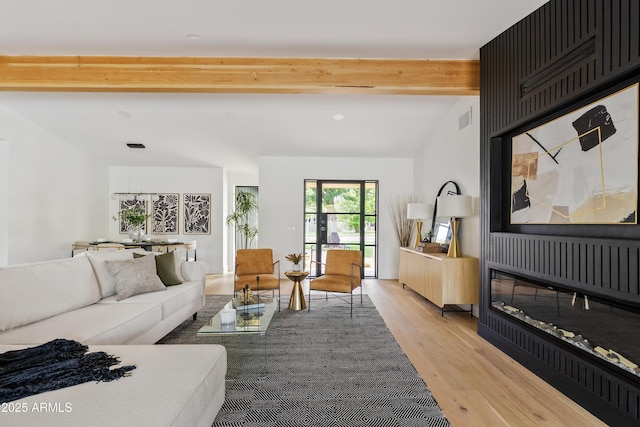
[197,297,278,380]
[197,297,278,337]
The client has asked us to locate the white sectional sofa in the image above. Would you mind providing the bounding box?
[0,250,205,345]
[0,250,227,427]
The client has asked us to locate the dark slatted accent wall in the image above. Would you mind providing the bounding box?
[479,1,640,425]
[484,0,640,137]
[489,233,640,304]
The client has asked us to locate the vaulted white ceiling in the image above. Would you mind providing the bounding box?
[0,0,547,172]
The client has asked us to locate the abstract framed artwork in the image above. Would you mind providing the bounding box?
[184,193,211,234]
[511,82,638,224]
[152,193,179,234]
[118,199,148,234]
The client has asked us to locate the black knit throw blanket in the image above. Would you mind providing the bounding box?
[0,339,136,403]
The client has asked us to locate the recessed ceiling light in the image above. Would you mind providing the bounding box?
[333,113,345,121]
[117,110,133,119]
[187,34,200,40]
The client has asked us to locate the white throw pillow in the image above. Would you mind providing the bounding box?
[105,253,167,301]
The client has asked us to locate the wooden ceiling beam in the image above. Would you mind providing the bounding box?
[0,56,479,95]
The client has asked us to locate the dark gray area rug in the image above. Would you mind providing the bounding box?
[158,293,450,427]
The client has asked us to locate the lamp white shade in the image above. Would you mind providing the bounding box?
[407,203,432,220]
[437,195,473,218]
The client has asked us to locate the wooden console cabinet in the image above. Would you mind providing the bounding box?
[399,247,479,316]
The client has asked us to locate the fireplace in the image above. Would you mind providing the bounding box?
[491,271,640,381]
[479,1,640,425]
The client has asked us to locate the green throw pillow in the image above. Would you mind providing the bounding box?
[134,251,183,286]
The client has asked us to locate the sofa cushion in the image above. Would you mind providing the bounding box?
[0,302,161,345]
[99,281,202,320]
[0,344,227,427]
[86,250,138,298]
[171,248,186,282]
[134,251,183,286]
[106,254,167,301]
[0,257,102,332]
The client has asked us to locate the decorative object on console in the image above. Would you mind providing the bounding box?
[387,194,420,248]
[406,203,432,249]
[437,194,473,258]
[285,253,303,271]
[184,193,211,234]
[114,204,152,241]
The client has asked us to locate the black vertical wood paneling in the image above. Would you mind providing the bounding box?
[480,2,640,423]
[483,0,639,138]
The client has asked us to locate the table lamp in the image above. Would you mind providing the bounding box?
[407,203,431,249]
[436,194,473,257]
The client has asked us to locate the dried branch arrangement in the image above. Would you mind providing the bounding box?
[386,194,420,248]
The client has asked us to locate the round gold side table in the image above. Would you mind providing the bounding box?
[285,270,309,310]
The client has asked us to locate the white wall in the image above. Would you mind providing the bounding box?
[0,141,9,265]
[0,106,106,265]
[109,166,224,274]
[258,156,413,279]
[415,97,480,258]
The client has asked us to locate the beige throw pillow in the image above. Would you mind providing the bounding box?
[105,253,167,301]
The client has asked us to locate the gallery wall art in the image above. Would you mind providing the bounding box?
[511,83,638,224]
[183,193,211,234]
[152,193,179,234]
[118,199,148,234]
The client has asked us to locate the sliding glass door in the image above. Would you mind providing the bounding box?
[303,180,377,278]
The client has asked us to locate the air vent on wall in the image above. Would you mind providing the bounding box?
[126,143,146,149]
[459,107,472,131]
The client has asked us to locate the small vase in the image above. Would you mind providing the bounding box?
[129,226,143,243]
[292,263,301,272]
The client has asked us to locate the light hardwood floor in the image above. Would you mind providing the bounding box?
[206,274,606,427]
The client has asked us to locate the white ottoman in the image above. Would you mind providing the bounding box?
[0,344,227,427]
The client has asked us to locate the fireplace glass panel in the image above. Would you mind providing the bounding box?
[491,271,640,380]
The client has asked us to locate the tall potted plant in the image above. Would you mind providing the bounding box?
[226,191,259,249]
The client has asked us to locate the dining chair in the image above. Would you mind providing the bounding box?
[96,243,125,251]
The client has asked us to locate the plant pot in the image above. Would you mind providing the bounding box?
[292,264,301,272]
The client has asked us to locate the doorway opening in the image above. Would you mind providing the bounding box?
[303,180,378,278]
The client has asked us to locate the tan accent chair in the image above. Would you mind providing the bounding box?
[234,248,281,310]
[309,250,362,317]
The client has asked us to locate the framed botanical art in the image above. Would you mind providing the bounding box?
[152,193,179,234]
[118,199,148,234]
[183,193,211,234]
[511,82,638,224]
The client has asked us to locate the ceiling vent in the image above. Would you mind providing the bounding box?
[458,108,472,131]
[126,143,146,149]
